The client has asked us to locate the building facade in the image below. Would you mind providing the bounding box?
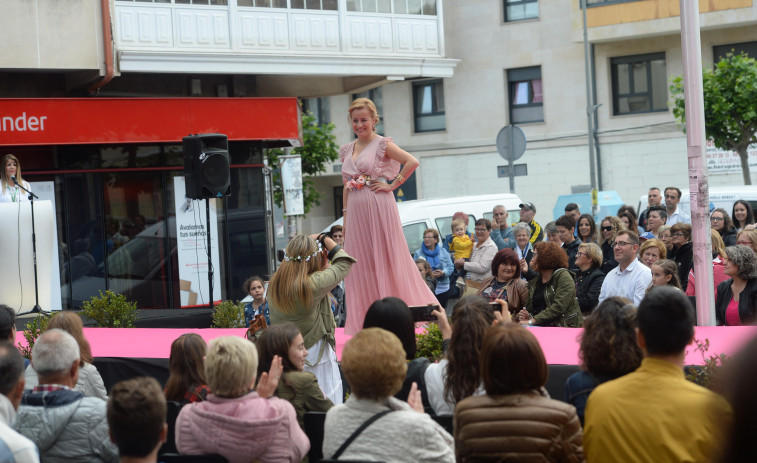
[0,0,457,309]
[301,0,757,232]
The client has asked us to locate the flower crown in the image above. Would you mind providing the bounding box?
[283,240,323,262]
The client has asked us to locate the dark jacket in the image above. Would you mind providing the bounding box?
[517,247,537,281]
[715,278,757,325]
[455,392,584,463]
[396,357,433,415]
[575,267,605,315]
[563,238,582,271]
[600,240,619,274]
[526,269,584,327]
[671,242,694,292]
[564,371,617,427]
[720,227,738,246]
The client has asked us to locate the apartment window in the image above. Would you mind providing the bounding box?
[290,0,338,9]
[585,0,641,6]
[611,52,667,115]
[351,88,384,136]
[238,0,288,6]
[507,67,543,124]
[301,97,331,125]
[504,0,538,22]
[412,80,445,133]
[713,41,757,62]
[174,0,228,4]
[346,0,436,14]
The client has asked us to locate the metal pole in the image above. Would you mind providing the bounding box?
[680,1,715,325]
[509,126,515,193]
[581,0,599,216]
[262,154,277,277]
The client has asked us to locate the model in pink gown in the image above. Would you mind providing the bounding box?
[340,135,438,335]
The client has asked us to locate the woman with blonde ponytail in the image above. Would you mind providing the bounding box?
[268,233,355,404]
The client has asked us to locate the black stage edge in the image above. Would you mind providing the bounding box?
[15,308,214,331]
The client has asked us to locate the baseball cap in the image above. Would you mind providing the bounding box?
[639,232,655,241]
[519,202,536,213]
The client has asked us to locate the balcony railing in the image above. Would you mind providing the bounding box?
[114,0,443,57]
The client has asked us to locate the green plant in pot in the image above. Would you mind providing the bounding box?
[212,300,246,328]
[18,314,51,360]
[80,290,139,328]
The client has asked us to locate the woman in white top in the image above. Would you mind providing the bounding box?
[25,311,107,400]
[0,154,31,203]
[424,296,500,416]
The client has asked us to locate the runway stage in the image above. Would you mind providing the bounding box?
[15,325,757,400]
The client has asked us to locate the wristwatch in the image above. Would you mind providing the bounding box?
[528,319,534,326]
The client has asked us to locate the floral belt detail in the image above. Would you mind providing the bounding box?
[345,174,372,191]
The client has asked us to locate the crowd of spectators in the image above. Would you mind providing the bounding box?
[4,185,757,462]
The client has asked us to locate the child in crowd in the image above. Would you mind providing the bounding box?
[449,219,473,289]
[243,276,270,326]
[449,219,473,261]
[649,259,683,291]
[415,258,437,293]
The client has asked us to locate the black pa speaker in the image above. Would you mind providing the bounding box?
[182,134,231,200]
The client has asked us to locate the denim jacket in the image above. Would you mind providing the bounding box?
[244,299,270,326]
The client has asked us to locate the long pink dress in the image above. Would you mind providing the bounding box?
[340,135,438,335]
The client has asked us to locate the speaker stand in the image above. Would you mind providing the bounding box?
[206,198,213,310]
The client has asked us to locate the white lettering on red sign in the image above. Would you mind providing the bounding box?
[0,113,47,132]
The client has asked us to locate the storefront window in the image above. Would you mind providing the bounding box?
[103,171,173,309]
[101,146,161,168]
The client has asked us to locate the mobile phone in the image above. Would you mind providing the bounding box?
[408,304,440,322]
[487,301,502,314]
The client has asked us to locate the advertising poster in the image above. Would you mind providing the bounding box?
[280,155,305,216]
[705,141,757,174]
[173,176,222,307]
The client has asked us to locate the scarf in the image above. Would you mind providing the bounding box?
[420,242,441,269]
[516,242,531,261]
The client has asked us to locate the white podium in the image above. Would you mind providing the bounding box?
[0,200,55,314]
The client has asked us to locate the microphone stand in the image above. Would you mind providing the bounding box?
[14,178,47,316]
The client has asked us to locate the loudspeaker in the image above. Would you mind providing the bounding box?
[183,134,231,200]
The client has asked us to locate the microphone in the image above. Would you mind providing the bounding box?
[10,175,17,185]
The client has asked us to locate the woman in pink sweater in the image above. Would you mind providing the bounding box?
[175,336,309,463]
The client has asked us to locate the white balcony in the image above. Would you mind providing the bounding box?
[114,1,458,80]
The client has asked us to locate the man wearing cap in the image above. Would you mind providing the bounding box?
[638,232,655,242]
[516,202,543,244]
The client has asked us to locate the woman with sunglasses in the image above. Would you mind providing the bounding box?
[711,208,738,246]
[598,216,622,274]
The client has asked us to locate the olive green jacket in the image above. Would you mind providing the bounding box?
[276,370,333,430]
[270,249,356,354]
[526,268,583,327]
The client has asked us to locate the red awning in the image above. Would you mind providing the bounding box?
[0,97,302,146]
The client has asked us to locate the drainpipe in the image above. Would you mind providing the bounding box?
[87,0,114,94]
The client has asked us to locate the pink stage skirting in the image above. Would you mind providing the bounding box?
[16,326,757,365]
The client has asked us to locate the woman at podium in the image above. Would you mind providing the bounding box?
[0,154,31,203]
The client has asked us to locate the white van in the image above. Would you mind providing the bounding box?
[637,186,757,218]
[325,193,523,254]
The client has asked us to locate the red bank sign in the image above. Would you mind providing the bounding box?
[0,98,302,146]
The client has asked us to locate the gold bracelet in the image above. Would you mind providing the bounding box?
[395,173,405,184]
